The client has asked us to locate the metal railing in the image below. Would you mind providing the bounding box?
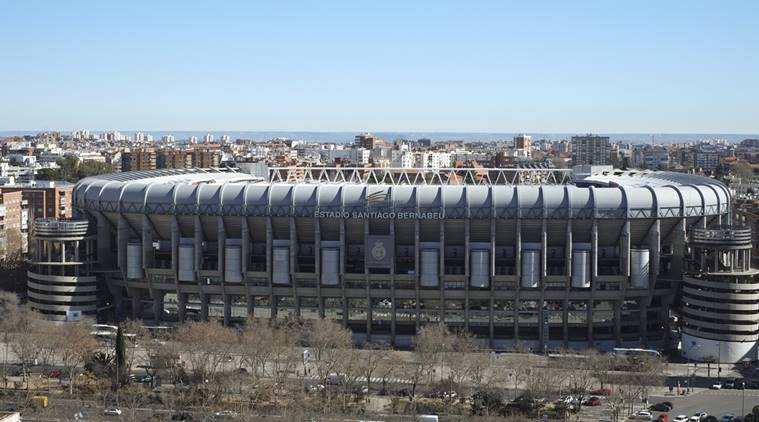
[268,166,573,185]
[34,219,89,237]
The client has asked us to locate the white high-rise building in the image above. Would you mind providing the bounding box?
[162,135,176,143]
[220,135,231,144]
[204,134,214,144]
[135,132,145,142]
[188,136,198,144]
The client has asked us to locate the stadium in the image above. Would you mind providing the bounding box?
[57,166,753,357]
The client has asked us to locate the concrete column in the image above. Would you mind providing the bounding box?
[614,300,622,346]
[464,218,470,331]
[541,219,548,279]
[130,289,142,320]
[621,221,631,277]
[171,216,179,274]
[390,220,396,343]
[241,216,249,274]
[364,218,371,341]
[591,221,599,279]
[246,294,254,318]
[218,218,226,275]
[200,293,209,321]
[439,221,445,323]
[671,218,686,276]
[562,299,569,348]
[177,292,187,323]
[96,212,112,268]
[414,219,421,332]
[340,219,347,327]
[223,294,232,326]
[142,215,154,270]
[565,220,573,279]
[587,300,593,346]
[152,291,164,324]
[117,214,129,279]
[640,301,648,347]
[193,215,203,274]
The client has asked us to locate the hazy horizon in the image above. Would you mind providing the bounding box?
[2,130,758,144]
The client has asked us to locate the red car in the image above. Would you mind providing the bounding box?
[583,397,601,406]
[590,387,612,396]
[656,413,669,422]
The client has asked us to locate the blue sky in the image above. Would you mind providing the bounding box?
[1,1,757,133]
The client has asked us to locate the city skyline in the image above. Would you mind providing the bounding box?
[1,1,758,133]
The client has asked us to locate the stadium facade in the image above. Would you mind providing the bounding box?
[58,166,759,360]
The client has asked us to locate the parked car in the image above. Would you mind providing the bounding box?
[634,410,653,420]
[46,369,61,378]
[583,397,601,406]
[690,413,708,422]
[673,416,689,422]
[724,380,736,389]
[721,415,737,422]
[734,379,747,389]
[212,410,238,419]
[657,414,670,422]
[171,413,193,421]
[651,402,673,411]
[103,408,122,416]
[711,381,723,390]
[591,387,613,396]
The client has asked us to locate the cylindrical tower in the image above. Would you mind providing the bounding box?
[27,218,99,322]
[681,226,759,362]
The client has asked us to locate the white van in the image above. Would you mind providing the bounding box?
[417,415,439,422]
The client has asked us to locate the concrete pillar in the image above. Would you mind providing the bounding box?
[177,292,187,322]
[130,289,142,320]
[621,221,631,277]
[671,218,686,276]
[171,216,179,274]
[96,212,112,268]
[194,216,203,274]
[200,293,209,321]
[241,216,249,274]
[142,215,154,270]
[246,294,254,318]
[217,218,226,275]
[614,300,622,346]
[152,291,164,324]
[640,301,648,347]
[223,294,232,326]
[117,214,129,279]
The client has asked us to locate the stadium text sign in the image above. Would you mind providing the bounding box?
[314,210,443,220]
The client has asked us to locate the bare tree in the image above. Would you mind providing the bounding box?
[238,319,276,379]
[300,319,352,385]
[55,320,99,395]
[0,291,19,388]
[176,320,236,382]
[416,323,452,384]
[357,342,390,394]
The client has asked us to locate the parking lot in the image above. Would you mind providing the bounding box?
[649,388,759,420]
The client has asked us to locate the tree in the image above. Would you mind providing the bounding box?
[358,343,390,395]
[114,325,127,388]
[300,319,352,386]
[56,320,99,395]
[416,323,452,385]
[176,320,236,382]
[239,319,276,379]
[0,291,20,388]
[121,319,149,380]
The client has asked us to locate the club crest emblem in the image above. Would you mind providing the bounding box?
[371,241,386,261]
